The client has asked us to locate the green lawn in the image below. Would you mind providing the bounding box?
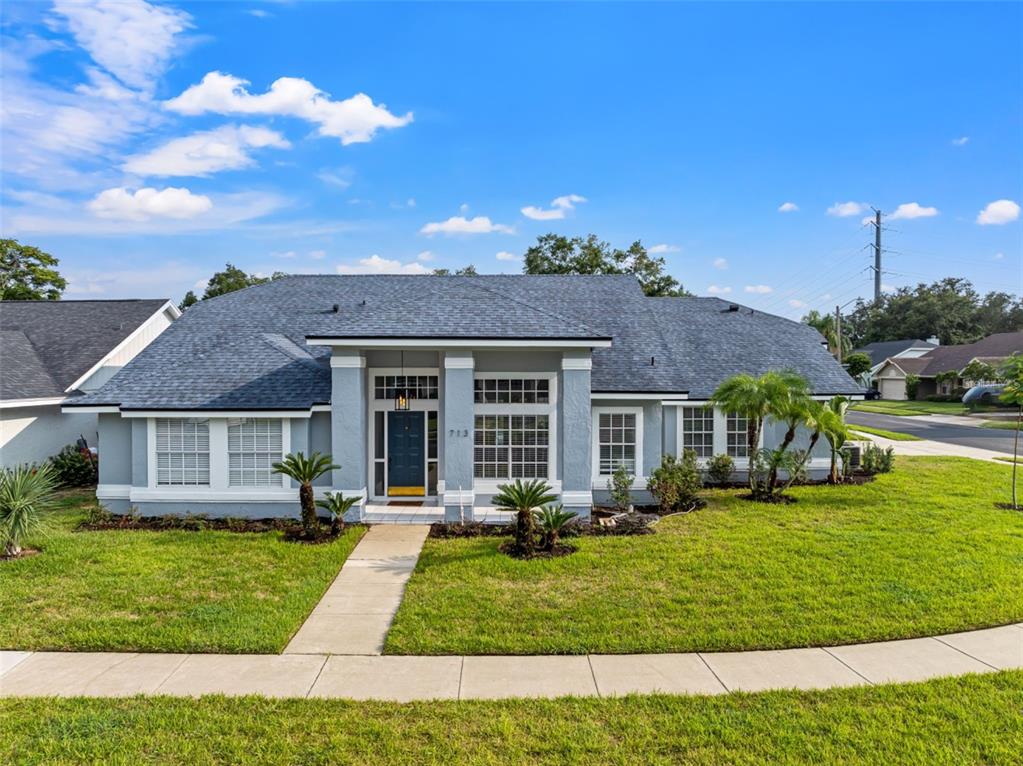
[849,424,923,441]
[851,400,967,416]
[387,457,1023,655]
[2,673,1020,765]
[981,420,1021,430]
[0,492,364,653]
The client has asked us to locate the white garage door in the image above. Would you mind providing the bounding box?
[878,378,906,400]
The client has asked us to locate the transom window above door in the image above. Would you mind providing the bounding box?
[374,375,438,400]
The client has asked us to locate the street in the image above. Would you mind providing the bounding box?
[847,411,1018,455]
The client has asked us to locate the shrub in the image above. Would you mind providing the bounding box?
[607,463,634,511]
[706,453,735,485]
[49,444,97,487]
[534,505,578,550]
[906,374,920,400]
[0,464,58,557]
[861,444,895,475]
[647,450,702,513]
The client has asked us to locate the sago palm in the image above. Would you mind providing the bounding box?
[316,491,360,535]
[534,504,577,551]
[493,479,558,556]
[0,464,57,558]
[273,452,339,537]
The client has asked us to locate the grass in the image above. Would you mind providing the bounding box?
[1,673,1021,764]
[849,424,923,441]
[387,457,1023,655]
[981,420,1021,430]
[0,491,364,653]
[851,400,967,416]
[993,456,1023,465]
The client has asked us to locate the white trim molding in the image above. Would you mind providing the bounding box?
[124,410,313,419]
[330,355,366,368]
[443,488,475,506]
[96,484,131,500]
[61,405,118,414]
[2,397,67,409]
[308,338,613,349]
[560,490,593,506]
[443,355,475,369]
[591,405,645,482]
[591,392,688,401]
[561,356,592,371]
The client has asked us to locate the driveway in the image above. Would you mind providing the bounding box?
[847,411,1017,455]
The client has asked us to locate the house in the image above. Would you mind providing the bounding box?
[64,275,861,521]
[0,299,180,466]
[872,331,1023,400]
[852,338,937,393]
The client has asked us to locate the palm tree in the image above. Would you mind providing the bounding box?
[316,491,360,535]
[823,396,851,484]
[803,310,851,359]
[781,399,828,492]
[493,479,558,556]
[0,464,57,558]
[710,370,810,495]
[273,452,339,537]
[997,353,1023,509]
[765,376,812,490]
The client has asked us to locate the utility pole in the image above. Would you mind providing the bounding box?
[870,208,882,302]
[835,305,843,363]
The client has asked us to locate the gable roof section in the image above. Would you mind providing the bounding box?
[852,339,936,366]
[69,275,861,410]
[0,299,171,402]
[876,356,931,377]
[914,331,1023,376]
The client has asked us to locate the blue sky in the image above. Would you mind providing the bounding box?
[1,1,1020,317]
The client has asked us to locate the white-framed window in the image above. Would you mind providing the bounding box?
[473,414,550,479]
[155,418,210,486]
[680,406,715,458]
[474,377,550,404]
[227,418,284,487]
[374,375,438,401]
[593,407,644,477]
[726,413,750,458]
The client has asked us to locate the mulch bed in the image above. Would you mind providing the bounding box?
[78,513,356,542]
[995,503,1022,511]
[498,541,577,560]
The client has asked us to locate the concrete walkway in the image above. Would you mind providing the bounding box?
[855,432,1013,463]
[1,624,1019,701]
[283,525,430,655]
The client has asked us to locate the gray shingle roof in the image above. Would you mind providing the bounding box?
[852,339,936,366]
[0,299,171,401]
[68,275,860,410]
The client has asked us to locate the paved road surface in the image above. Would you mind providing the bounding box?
[847,411,1017,455]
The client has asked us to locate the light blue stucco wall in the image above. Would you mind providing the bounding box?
[98,413,131,486]
[309,411,332,487]
[131,419,147,487]
[560,354,592,518]
[442,352,474,521]
[331,354,367,499]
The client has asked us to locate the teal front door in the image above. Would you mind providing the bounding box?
[387,411,425,496]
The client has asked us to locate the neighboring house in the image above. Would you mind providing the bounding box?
[872,331,1023,400]
[0,300,180,466]
[65,275,860,521]
[852,338,937,393]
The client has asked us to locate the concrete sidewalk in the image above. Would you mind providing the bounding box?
[2,624,1019,701]
[283,525,430,655]
[857,433,1012,463]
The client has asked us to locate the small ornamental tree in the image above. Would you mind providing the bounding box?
[607,463,634,511]
[844,352,873,379]
[272,452,339,538]
[647,451,702,513]
[997,353,1023,510]
[0,464,57,558]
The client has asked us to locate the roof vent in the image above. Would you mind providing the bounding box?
[725,304,739,312]
[650,356,656,366]
[332,304,340,314]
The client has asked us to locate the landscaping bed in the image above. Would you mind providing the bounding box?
[0,491,364,653]
[1,672,1020,764]
[386,457,1023,655]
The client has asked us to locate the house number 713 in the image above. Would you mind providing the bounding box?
[448,428,469,437]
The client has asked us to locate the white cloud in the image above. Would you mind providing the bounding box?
[827,201,869,217]
[247,9,270,18]
[648,243,680,254]
[713,257,728,270]
[336,254,430,275]
[122,125,289,177]
[309,250,327,260]
[416,251,435,261]
[993,252,1005,260]
[420,216,514,236]
[778,202,799,213]
[951,136,969,146]
[744,284,773,294]
[459,203,470,214]
[88,186,212,220]
[64,261,204,298]
[521,194,586,221]
[406,198,416,208]
[888,202,939,220]
[165,71,412,145]
[272,250,297,259]
[495,251,519,261]
[52,0,191,92]
[707,285,732,295]
[317,166,354,189]
[976,199,1020,225]
[788,299,807,309]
